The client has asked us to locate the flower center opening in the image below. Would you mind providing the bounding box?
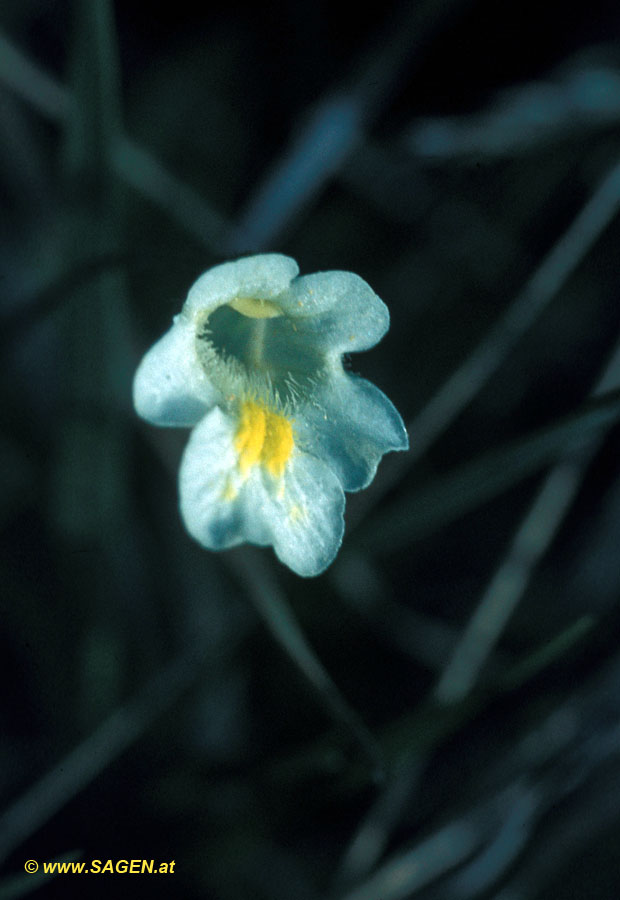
[195,300,325,401]
[234,400,294,478]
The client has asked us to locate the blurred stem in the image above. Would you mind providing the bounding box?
[0,31,70,120]
[63,0,121,175]
[345,155,620,533]
[0,28,226,250]
[0,642,206,865]
[1,252,128,348]
[230,548,384,780]
[434,334,620,704]
[53,0,131,546]
[225,0,477,253]
[360,386,620,553]
[0,851,82,898]
[433,462,588,704]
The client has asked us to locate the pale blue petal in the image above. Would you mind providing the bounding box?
[184,253,299,316]
[280,271,390,352]
[137,254,408,574]
[133,317,220,427]
[178,408,345,577]
[295,372,409,492]
[257,453,345,577]
[179,408,249,549]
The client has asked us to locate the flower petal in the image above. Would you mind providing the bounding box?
[133,316,220,427]
[259,452,345,577]
[184,254,299,317]
[296,372,409,492]
[179,407,345,577]
[281,271,390,352]
[179,407,251,550]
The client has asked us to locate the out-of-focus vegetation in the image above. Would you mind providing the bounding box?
[3,1,620,897]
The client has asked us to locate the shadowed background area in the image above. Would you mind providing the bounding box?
[3,0,620,897]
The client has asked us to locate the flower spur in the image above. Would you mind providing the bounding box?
[133,254,408,577]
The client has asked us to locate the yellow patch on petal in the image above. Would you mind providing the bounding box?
[289,504,305,523]
[221,478,238,502]
[228,297,282,318]
[234,400,293,478]
[263,408,294,477]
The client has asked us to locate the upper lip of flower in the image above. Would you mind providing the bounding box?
[184,255,392,411]
[133,253,408,576]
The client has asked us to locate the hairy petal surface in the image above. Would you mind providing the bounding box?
[179,408,252,550]
[134,254,409,576]
[296,372,409,492]
[184,253,299,317]
[133,316,220,427]
[179,407,345,577]
[261,452,345,577]
[281,271,390,352]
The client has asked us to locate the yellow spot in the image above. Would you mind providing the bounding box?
[228,297,282,318]
[235,401,266,474]
[234,400,294,478]
[289,504,305,523]
[263,410,294,477]
[221,478,237,502]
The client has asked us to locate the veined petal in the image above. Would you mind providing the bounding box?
[281,271,390,352]
[179,407,252,550]
[258,452,345,577]
[133,316,220,427]
[179,407,345,577]
[296,372,409,492]
[184,253,299,317]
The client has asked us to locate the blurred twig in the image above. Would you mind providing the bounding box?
[329,612,594,890]
[110,138,227,250]
[490,764,620,900]
[223,91,364,254]
[434,335,620,704]
[0,851,82,899]
[345,154,620,533]
[430,650,620,899]
[332,809,485,900]
[52,0,131,543]
[334,649,620,899]
[0,29,227,253]
[229,547,385,779]
[406,59,620,162]
[0,91,48,206]
[0,32,70,120]
[333,359,620,882]
[0,640,208,864]
[433,463,588,703]
[224,0,477,253]
[1,252,128,347]
[357,386,620,552]
[332,554,477,672]
[333,753,426,887]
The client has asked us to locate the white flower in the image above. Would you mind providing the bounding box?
[133,254,408,577]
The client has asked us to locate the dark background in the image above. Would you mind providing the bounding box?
[3,1,620,897]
